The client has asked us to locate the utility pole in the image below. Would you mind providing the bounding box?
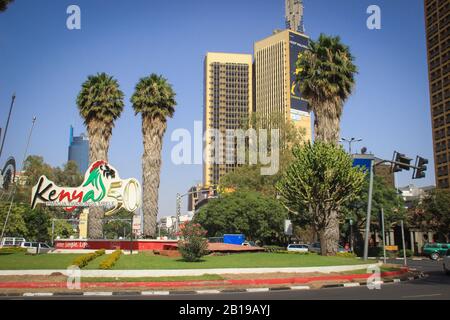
[381,208,387,264]
[0,117,36,245]
[363,158,374,261]
[401,220,408,267]
[175,193,181,235]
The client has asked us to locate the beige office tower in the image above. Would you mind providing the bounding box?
[203,52,253,187]
[254,29,312,143]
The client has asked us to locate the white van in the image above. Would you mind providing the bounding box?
[20,242,53,254]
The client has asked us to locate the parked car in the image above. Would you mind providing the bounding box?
[287,244,309,253]
[443,249,450,276]
[20,242,53,254]
[242,241,257,247]
[423,243,450,260]
[308,242,348,254]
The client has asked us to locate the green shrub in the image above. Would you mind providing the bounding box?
[99,250,122,270]
[0,247,27,254]
[398,249,413,258]
[71,249,105,268]
[263,246,286,253]
[336,252,357,258]
[178,222,209,262]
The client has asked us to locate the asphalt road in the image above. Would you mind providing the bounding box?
[4,259,450,300]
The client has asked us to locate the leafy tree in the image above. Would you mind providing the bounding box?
[220,113,305,197]
[276,142,366,255]
[53,161,83,187]
[23,206,51,242]
[194,191,288,244]
[343,175,406,229]
[0,0,14,12]
[131,74,177,238]
[0,201,27,238]
[77,72,124,239]
[410,189,450,242]
[295,34,357,254]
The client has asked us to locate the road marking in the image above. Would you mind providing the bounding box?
[23,293,53,297]
[402,293,442,299]
[343,283,360,287]
[290,286,310,290]
[141,291,170,296]
[196,290,221,294]
[83,292,113,296]
[246,288,270,293]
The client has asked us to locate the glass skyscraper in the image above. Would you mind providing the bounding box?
[68,126,89,173]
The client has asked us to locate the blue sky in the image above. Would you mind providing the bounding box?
[0,0,433,217]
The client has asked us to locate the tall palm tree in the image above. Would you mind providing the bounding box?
[76,72,124,238]
[131,74,176,238]
[296,34,357,255]
[296,33,357,144]
[0,0,14,12]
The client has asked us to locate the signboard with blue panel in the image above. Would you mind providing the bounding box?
[289,31,309,113]
[352,158,373,173]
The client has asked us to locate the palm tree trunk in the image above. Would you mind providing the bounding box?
[86,119,112,239]
[142,116,166,238]
[313,99,343,255]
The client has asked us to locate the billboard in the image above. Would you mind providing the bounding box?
[289,31,309,113]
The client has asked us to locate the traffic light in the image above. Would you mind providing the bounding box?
[413,156,428,179]
[392,152,412,172]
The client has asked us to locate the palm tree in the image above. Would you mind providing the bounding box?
[0,0,14,12]
[131,74,176,238]
[296,34,357,256]
[76,72,124,238]
[296,33,357,144]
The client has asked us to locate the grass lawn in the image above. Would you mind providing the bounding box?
[111,253,372,270]
[0,252,373,270]
[0,253,83,270]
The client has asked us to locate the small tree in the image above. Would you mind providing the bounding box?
[276,142,366,256]
[178,222,209,262]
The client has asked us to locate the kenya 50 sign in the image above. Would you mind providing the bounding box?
[31,160,141,215]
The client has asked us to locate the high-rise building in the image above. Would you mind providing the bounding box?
[203,52,253,187]
[285,0,305,34]
[254,29,312,142]
[424,0,450,189]
[68,126,89,173]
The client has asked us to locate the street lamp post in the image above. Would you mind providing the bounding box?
[340,137,362,154]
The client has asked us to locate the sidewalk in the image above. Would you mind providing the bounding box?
[0,263,380,277]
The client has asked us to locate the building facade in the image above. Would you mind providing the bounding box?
[254,29,312,142]
[424,0,450,189]
[68,126,89,173]
[203,52,253,187]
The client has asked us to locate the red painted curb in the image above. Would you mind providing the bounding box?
[0,269,408,289]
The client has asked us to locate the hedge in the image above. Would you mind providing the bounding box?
[71,249,105,268]
[0,247,27,255]
[99,250,122,270]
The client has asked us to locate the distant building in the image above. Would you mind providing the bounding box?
[424,0,449,189]
[398,184,435,208]
[285,0,305,34]
[68,126,89,173]
[373,162,396,187]
[203,52,253,187]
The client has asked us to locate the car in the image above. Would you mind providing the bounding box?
[423,243,450,260]
[287,244,309,253]
[20,242,53,254]
[242,241,257,247]
[443,249,450,276]
[308,242,349,254]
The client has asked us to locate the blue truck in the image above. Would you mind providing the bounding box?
[223,234,245,245]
